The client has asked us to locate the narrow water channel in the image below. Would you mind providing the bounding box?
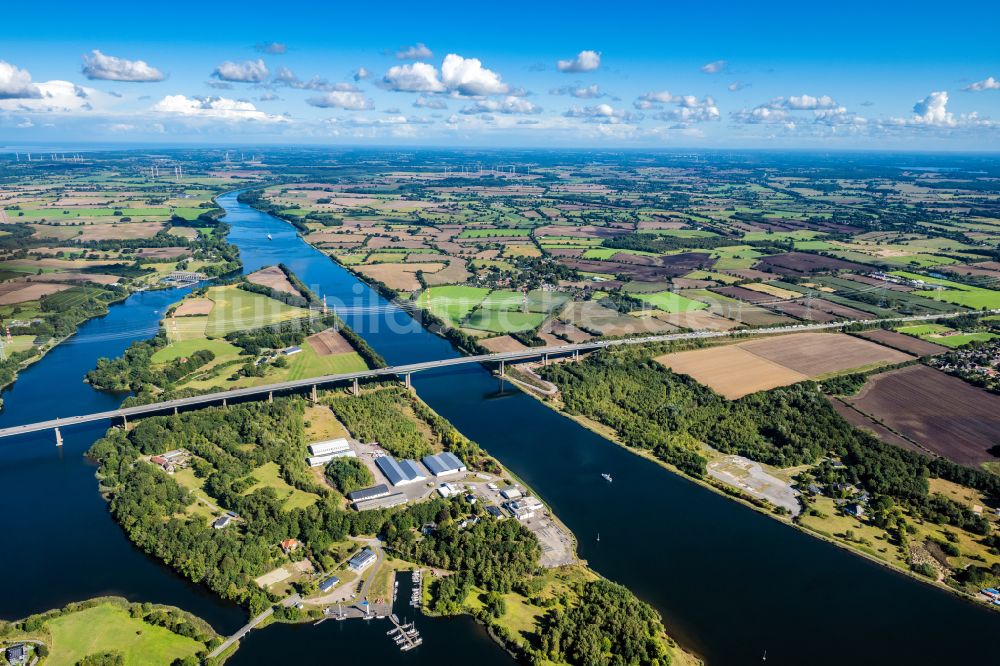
[2,190,998,665]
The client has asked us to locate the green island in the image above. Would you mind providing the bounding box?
[86,384,698,665]
[0,167,242,401]
[0,597,228,666]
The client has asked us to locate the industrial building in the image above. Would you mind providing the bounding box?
[500,487,522,500]
[376,455,427,486]
[349,548,377,572]
[346,484,407,511]
[422,451,467,477]
[306,438,357,467]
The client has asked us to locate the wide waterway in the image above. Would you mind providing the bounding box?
[2,190,999,665]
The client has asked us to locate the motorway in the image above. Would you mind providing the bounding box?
[0,308,989,442]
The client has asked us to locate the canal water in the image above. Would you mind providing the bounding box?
[2,190,999,664]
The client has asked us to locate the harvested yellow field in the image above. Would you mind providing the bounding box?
[657,345,807,399]
[742,282,801,299]
[656,333,912,398]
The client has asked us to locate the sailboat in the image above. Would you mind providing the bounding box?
[596,532,600,542]
[267,233,273,241]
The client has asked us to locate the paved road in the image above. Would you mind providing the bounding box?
[0,308,990,442]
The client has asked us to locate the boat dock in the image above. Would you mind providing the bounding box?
[410,570,422,608]
[387,614,422,651]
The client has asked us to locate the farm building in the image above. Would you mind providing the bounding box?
[422,451,467,477]
[349,548,377,572]
[376,455,427,486]
[306,450,357,467]
[281,346,303,356]
[318,575,340,593]
[213,515,232,529]
[347,485,391,503]
[309,438,350,456]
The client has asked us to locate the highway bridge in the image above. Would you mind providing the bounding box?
[0,309,988,444]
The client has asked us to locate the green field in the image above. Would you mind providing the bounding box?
[744,230,825,241]
[458,228,533,238]
[204,285,311,337]
[635,290,709,313]
[244,461,320,511]
[464,308,546,333]
[928,332,999,348]
[892,271,1000,309]
[582,247,660,259]
[417,285,490,326]
[283,344,367,380]
[151,337,242,363]
[897,323,952,336]
[45,604,203,666]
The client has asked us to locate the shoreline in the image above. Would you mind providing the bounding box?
[511,372,999,616]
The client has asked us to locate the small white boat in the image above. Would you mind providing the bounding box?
[267,233,273,241]
[601,473,613,483]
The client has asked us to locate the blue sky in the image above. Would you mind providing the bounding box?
[2,0,999,149]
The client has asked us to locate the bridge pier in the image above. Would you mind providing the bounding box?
[311,385,318,403]
[499,360,505,377]
[122,414,128,429]
[352,378,359,396]
[174,406,178,416]
[222,398,227,408]
[268,391,273,404]
[404,373,411,389]
[543,353,548,366]
[55,427,63,447]
[573,349,579,361]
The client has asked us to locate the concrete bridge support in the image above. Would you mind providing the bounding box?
[499,360,505,376]
[352,378,360,396]
[222,398,227,408]
[404,373,411,389]
[268,391,273,404]
[55,427,63,447]
[122,414,128,429]
[311,385,318,403]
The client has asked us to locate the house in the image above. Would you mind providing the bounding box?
[421,452,467,477]
[6,644,27,665]
[348,548,377,572]
[213,515,232,529]
[318,575,340,593]
[281,538,299,553]
[485,505,504,519]
[281,346,302,356]
[844,503,865,518]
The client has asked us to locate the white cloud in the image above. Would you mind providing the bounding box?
[380,62,444,93]
[700,60,727,74]
[557,50,601,73]
[381,54,509,97]
[255,42,287,55]
[0,61,42,99]
[413,95,448,109]
[653,97,719,126]
[784,94,838,110]
[0,80,105,113]
[550,84,605,99]
[461,96,540,115]
[212,59,269,83]
[564,103,638,124]
[354,67,370,81]
[910,91,955,126]
[151,95,287,122]
[440,54,509,96]
[964,76,1000,92]
[634,90,680,109]
[727,81,748,92]
[396,43,433,60]
[273,67,357,92]
[307,90,374,110]
[81,50,165,82]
